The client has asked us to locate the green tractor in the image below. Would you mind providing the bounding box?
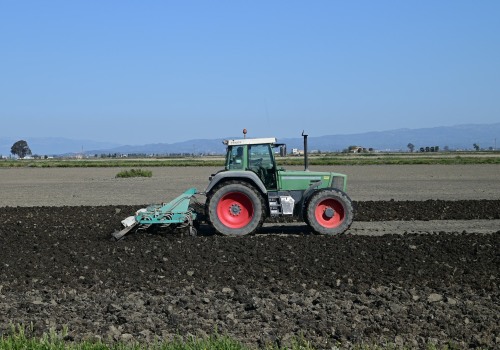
[113,132,353,239]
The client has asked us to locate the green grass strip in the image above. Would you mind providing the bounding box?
[0,326,487,350]
[1,152,500,167]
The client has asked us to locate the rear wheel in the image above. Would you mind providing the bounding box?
[207,181,265,236]
[306,189,353,235]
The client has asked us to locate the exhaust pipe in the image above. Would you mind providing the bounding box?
[302,130,309,171]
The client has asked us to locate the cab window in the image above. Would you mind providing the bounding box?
[228,146,244,169]
[248,144,272,167]
[248,144,276,188]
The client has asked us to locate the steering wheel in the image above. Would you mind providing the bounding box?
[250,158,263,167]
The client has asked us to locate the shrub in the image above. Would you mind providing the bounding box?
[115,168,152,178]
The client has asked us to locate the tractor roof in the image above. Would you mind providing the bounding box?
[223,137,277,146]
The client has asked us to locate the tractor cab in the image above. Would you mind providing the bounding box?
[224,138,281,189]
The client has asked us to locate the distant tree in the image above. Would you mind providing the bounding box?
[10,140,32,158]
[444,145,449,151]
[473,143,480,151]
[407,143,415,153]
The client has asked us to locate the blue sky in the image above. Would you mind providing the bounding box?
[1,0,499,145]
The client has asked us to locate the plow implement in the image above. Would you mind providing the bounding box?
[112,188,199,240]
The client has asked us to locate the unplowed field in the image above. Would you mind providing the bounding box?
[0,165,499,349]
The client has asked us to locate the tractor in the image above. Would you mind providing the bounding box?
[113,132,353,239]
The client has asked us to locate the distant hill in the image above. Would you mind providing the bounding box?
[1,123,499,156]
[281,123,500,152]
[90,123,500,155]
[92,138,227,156]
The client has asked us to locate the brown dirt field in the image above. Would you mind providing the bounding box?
[0,165,499,348]
[1,164,500,207]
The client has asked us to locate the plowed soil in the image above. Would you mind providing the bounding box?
[1,201,499,349]
[1,165,499,348]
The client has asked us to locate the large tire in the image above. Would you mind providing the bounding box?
[306,189,353,235]
[207,181,265,236]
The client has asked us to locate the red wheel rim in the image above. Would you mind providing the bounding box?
[314,198,344,228]
[217,191,254,229]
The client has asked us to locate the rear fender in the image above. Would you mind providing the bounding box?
[204,171,267,195]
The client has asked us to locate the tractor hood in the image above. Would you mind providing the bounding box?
[277,170,347,192]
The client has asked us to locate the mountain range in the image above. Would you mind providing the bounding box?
[1,123,499,156]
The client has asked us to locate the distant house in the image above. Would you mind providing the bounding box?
[348,146,372,153]
[291,148,304,156]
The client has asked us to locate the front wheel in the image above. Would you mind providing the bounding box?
[306,189,354,235]
[207,181,265,236]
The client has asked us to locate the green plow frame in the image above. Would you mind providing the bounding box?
[112,188,199,240]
